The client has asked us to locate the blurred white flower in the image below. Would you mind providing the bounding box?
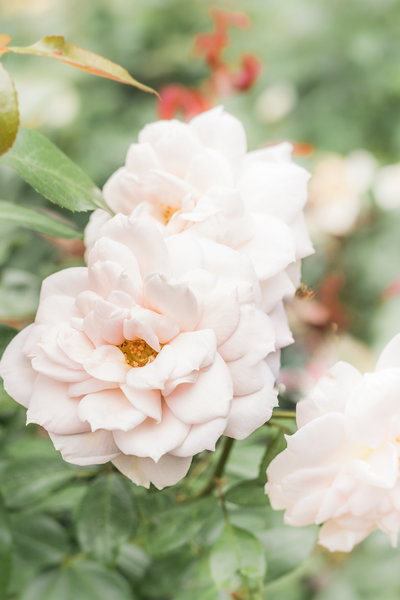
[0,215,278,489]
[256,82,297,123]
[86,107,313,371]
[307,150,376,236]
[266,334,400,552]
[373,164,400,210]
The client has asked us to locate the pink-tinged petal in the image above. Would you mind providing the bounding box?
[120,386,162,421]
[50,429,120,466]
[99,214,170,277]
[0,325,36,408]
[57,329,94,364]
[27,374,89,434]
[238,161,310,223]
[345,370,400,448]
[91,299,128,346]
[165,330,217,385]
[185,149,233,191]
[112,453,192,490]
[165,233,203,277]
[238,213,296,280]
[197,281,240,346]
[78,389,146,432]
[224,384,278,440]
[39,267,89,301]
[219,305,275,363]
[190,106,247,172]
[269,302,293,349]
[124,309,179,345]
[84,345,130,382]
[172,418,228,457]
[260,272,296,313]
[286,260,302,288]
[376,334,400,371]
[165,353,232,425]
[245,142,293,165]
[125,142,160,174]
[31,355,87,383]
[288,413,348,468]
[126,346,175,391]
[228,355,275,396]
[139,119,201,178]
[290,213,314,259]
[84,210,112,256]
[318,520,369,552]
[69,378,119,397]
[144,273,201,331]
[103,168,145,214]
[35,295,77,326]
[113,405,190,462]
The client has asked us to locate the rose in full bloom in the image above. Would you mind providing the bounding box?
[0,215,278,489]
[85,107,313,374]
[265,334,400,551]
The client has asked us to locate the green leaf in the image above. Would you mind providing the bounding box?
[0,63,19,156]
[1,35,156,96]
[76,474,137,565]
[0,494,12,599]
[21,560,133,600]
[258,428,287,484]
[10,513,69,570]
[225,479,269,507]
[0,200,82,238]
[116,543,150,584]
[1,128,106,212]
[259,505,317,583]
[0,323,17,357]
[210,523,266,592]
[1,455,79,509]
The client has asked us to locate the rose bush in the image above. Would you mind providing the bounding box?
[265,334,400,551]
[0,214,278,489]
[85,107,313,374]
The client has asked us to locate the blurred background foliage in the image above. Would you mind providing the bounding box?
[2,0,400,598]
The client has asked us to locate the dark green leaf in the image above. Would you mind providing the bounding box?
[0,200,81,238]
[210,523,266,591]
[2,128,106,212]
[10,513,69,569]
[21,560,133,600]
[0,494,12,599]
[0,63,19,156]
[76,473,137,565]
[225,479,269,507]
[116,543,150,584]
[258,428,287,484]
[0,323,17,357]
[1,455,79,509]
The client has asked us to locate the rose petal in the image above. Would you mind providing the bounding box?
[112,453,192,489]
[0,324,36,408]
[172,417,228,457]
[224,384,278,439]
[84,345,130,382]
[50,429,120,465]
[78,389,147,432]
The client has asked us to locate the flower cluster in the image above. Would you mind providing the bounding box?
[266,334,400,552]
[0,108,311,488]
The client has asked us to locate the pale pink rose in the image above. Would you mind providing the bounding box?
[0,215,277,489]
[265,334,400,552]
[85,107,312,373]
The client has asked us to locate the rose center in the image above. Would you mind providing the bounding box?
[118,338,159,368]
[161,204,179,225]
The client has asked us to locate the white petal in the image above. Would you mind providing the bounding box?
[78,389,147,432]
[144,272,201,331]
[190,106,247,172]
[376,334,400,371]
[27,374,89,434]
[219,305,275,362]
[103,168,145,214]
[196,280,240,346]
[120,385,162,421]
[224,384,278,439]
[172,418,228,457]
[50,429,120,465]
[260,272,296,313]
[113,405,190,462]
[125,142,160,174]
[84,345,130,382]
[185,149,234,191]
[228,355,275,396]
[112,453,192,489]
[39,267,89,301]
[0,324,36,407]
[318,520,368,552]
[165,353,232,424]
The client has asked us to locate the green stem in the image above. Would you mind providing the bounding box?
[270,410,296,419]
[193,436,235,499]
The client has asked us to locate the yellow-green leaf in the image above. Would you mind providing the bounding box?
[0,63,19,156]
[0,200,82,239]
[0,35,157,95]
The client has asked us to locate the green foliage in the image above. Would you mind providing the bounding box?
[76,473,137,565]
[0,63,19,156]
[0,495,12,600]
[0,200,82,238]
[1,128,106,212]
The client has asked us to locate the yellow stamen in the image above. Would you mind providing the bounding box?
[161,205,178,225]
[118,338,158,368]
